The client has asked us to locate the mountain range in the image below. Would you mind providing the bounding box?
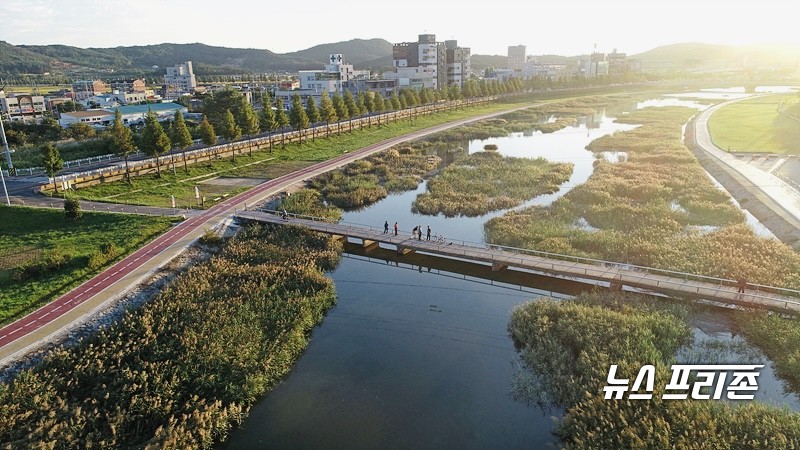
[1,39,799,77]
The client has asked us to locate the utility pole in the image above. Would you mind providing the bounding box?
[0,116,12,205]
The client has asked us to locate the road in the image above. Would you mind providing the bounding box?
[0,104,534,367]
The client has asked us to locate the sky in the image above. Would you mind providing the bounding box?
[1,0,799,56]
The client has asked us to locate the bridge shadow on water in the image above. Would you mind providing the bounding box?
[342,241,600,299]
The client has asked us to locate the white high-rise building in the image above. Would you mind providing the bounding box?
[164,61,197,96]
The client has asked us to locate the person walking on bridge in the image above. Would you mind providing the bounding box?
[426,226,431,241]
[394,222,398,236]
[384,221,389,234]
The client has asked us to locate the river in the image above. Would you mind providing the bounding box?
[222,92,799,449]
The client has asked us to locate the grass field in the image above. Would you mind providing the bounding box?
[67,102,515,208]
[708,93,800,154]
[0,206,176,325]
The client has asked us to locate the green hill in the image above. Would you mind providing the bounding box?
[5,39,394,76]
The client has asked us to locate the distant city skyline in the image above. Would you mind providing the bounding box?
[2,0,799,57]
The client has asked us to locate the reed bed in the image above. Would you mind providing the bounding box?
[412,152,573,217]
[0,224,342,449]
[486,106,800,289]
[510,292,800,449]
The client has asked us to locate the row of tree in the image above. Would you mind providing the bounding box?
[39,77,526,183]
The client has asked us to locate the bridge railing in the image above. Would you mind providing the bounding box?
[252,209,800,304]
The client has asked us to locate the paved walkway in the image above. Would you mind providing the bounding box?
[238,211,800,313]
[0,104,535,367]
[694,99,800,224]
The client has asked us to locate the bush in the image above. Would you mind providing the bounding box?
[199,228,222,246]
[64,198,82,220]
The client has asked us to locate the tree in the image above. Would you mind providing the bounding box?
[171,111,193,174]
[389,92,401,111]
[202,87,246,131]
[218,109,241,161]
[56,101,84,113]
[363,92,376,113]
[66,122,96,141]
[40,142,63,193]
[372,93,385,113]
[305,96,320,140]
[140,110,171,177]
[274,98,290,147]
[199,115,217,146]
[343,90,359,118]
[331,92,348,121]
[259,100,277,134]
[318,90,337,137]
[109,109,136,183]
[235,96,259,136]
[289,94,309,143]
[372,93,385,125]
[356,92,368,116]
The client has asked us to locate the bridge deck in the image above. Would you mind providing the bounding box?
[235,211,800,313]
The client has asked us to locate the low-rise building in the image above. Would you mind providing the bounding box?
[109,78,146,93]
[58,109,115,127]
[274,54,371,109]
[72,80,107,102]
[58,103,187,128]
[0,92,46,122]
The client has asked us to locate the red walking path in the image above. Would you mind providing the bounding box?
[0,105,532,367]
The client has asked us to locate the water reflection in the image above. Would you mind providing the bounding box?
[222,256,562,450]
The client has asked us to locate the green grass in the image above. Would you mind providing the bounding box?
[708,93,800,154]
[64,103,518,208]
[0,205,176,325]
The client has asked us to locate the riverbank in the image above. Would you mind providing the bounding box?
[686,116,800,249]
[0,219,342,448]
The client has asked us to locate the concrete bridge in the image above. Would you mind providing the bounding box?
[235,210,800,313]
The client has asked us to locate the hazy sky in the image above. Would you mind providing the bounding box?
[2,0,799,56]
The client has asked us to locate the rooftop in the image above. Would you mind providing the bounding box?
[63,110,114,118]
[110,103,185,115]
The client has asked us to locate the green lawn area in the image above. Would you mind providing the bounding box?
[0,206,176,325]
[708,93,800,154]
[67,103,516,208]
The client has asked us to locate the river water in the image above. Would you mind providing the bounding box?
[222,94,799,449]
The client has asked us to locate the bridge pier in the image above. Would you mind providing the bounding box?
[396,246,415,255]
[361,239,379,250]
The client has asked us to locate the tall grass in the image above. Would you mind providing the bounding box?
[0,224,342,449]
[486,106,800,289]
[412,152,573,217]
[510,292,800,449]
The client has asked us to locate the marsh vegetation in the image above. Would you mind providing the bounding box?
[485,106,800,289]
[412,151,573,217]
[510,292,800,449]
[0,223,342,449]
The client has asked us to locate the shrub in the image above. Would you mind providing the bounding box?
[64,198,82,220]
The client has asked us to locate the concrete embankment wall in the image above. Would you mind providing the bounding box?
[685,118,800,250]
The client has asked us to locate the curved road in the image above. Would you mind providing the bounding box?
[0,104,535,367]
